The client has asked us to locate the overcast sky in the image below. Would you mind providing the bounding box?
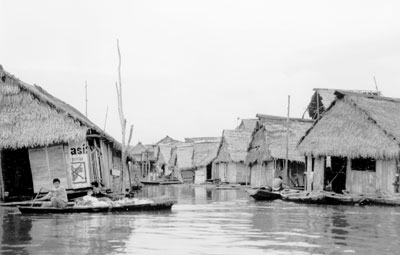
[2,0,400,145]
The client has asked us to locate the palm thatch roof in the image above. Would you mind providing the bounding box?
[307,88,381,120]
[236,119,258,132]
[298,91,400,160]
[193,142,220,168]
[156,135,181,146]
[169,143,194,171]
[214,130,252,163]
[156,144,174,165]
[128,142,148,161]
[185,137,221,143]
[0,66,119,149]
[247,115,313,165]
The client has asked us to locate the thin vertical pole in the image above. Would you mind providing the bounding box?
[85,81,88,117]
[316,91,319,120]
[103,106,109,131]
[285,95,290,185]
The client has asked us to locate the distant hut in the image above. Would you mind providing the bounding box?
[213,130,252,184]
[0,67,122,201]
[154,135,181,177]
[169,143,195,183]
[192,140,221,184]
[128,142,155,178]
[298,91,400,195]
[247,114,313,188]
[185,137,221,143]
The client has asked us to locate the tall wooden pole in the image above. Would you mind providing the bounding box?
[116,39,133,193]
[103,106,108,131]
[85,81,88,117]
[285,95,290,185]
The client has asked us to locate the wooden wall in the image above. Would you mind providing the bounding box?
[29,145,69,192]
[313,157,325,192]
[346,159,397,195]
[195,167,206,184]
[250,162,274,188]
[236,163,250,184]
[0,152,3,199]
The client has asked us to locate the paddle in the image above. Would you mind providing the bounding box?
[31,187,43,207]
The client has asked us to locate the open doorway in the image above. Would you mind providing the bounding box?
[325,157,347,193]
[206,163,212,180]
[2,149,34,201]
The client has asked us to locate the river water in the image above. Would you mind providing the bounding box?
[1,185,400,255]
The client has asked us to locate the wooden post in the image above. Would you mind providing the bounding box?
[0,151,4,200]
[115,39,134,193]
[285,95,290,186]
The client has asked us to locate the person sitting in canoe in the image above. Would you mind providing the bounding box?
[36,178,68,208]
[75,189,111,207]
[272,176,284,191]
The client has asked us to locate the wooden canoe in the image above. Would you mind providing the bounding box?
[247,189,282,201]
[18,200,176,214]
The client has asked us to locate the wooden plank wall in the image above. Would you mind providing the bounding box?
[194,167,206,184]
[236,163,250,184]
[347,159,396,195]
[226,163,236,183]
[29,145,69,192]
[313,157,325,192]
[306,157,312,192]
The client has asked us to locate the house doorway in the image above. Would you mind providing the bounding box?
[325,157,347,193]
[206,163,212,180]
[2,148,34,201]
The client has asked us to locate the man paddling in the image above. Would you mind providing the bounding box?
[36,178,68,208]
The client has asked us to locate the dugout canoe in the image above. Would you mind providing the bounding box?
[18,200,176,214]
[247,189,282,201]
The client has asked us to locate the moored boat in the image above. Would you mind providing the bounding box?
[18,200,176,214]
[247,188,282,201]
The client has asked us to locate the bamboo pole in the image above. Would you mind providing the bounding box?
[285,95,290,185]
[103,106,108,131]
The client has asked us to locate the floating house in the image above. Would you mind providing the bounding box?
[298,91,400,195]
[129,142,155,178]
[247,114,313,188]
[154,136,181,176]
[192,140,221,184]
[169,143,195,183]
[0,67,123,201]
[213,130,252,184]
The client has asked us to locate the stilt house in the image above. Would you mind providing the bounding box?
[169,143,195,183]
[192,140,221,184]
[247,114,312,188]
[298,91,400,195]
[213,130,252,184]
[0,67,123,201]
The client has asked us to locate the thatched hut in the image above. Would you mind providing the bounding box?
[128,142,156,178]
[0,67,123,201]
[154,135,181,176]
[169,143,195,183]
[247,114,312,188]
[213,130,252,184]
[298,91,400,195]
[192,141,220,184]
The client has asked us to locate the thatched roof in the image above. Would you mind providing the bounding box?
[0,66,119,149]
[214,130,252,163]
[169,143,194,171]
[156,135,181,146]
[247,115,313,165]
[307,88,381,119]
[298,91,400,159]
[193,142,220,168]
[156,144,174,165]
[236,119,258,132]
[185,137,221,143]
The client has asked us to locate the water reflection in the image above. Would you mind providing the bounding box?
[1,185,400,255]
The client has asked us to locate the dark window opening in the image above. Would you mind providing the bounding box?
[351,157,376,171]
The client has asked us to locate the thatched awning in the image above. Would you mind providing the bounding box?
[0,67,120,149]
[236,119,258,132]
[214,130,252,163]
[247,116,312,165]
[298,91,400,160]
[170,143,195,170]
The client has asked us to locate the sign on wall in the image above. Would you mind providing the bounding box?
[69,141,91,189]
